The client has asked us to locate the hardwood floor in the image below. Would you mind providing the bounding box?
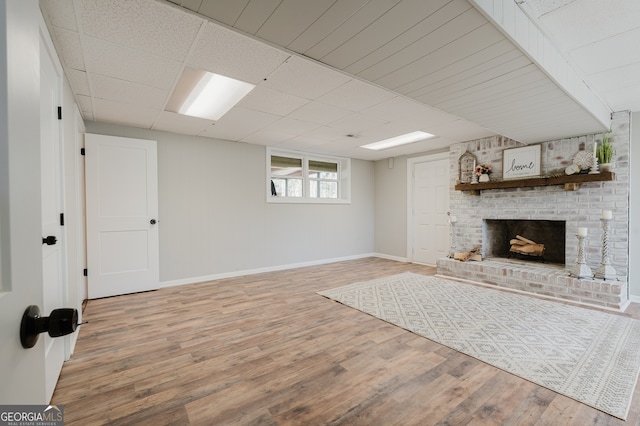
[52,258,640,425]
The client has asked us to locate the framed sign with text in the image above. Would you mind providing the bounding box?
[503,145,541,179]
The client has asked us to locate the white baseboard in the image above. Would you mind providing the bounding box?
[372,253,408,263]
[160,253,385,288]
[630,294,640,303]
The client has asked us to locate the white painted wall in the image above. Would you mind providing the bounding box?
[630,112,639,300]
[84,122,375,285]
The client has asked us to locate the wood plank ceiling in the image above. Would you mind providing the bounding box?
[40,0,614,161]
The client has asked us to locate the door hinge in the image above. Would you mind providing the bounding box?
[57,106,62,120]
[80,148,85,156]
[60,213,65,226]
[83,268,88,277]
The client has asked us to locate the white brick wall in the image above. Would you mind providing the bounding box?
[438,112,630,307]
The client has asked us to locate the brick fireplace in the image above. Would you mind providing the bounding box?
[436,112,630,310]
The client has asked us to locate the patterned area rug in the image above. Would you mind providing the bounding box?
[318,272,640,419]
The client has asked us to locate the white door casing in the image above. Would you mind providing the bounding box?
[408,153,450,265]
[39,17,67,401]
[85,134,159,299]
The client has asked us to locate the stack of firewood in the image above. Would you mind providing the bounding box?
[453,246,482,262]
[509,235,545,257]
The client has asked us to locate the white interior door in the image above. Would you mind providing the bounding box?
[85,134,159,299]
[40,22,67,401]
[0,0,50,404]
[409,155,450,265]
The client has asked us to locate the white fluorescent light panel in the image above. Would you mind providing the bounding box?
[179,72,255,121]
[361,131,435,150]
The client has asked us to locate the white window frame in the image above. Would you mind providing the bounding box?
[267,148,351,204]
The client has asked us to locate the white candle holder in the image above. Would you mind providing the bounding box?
[471,174,478,184]
[594,218,617,280]
[589,156,600,174]
[449,220,457,258]
[569,234,592,279]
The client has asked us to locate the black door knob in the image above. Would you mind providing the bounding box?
[42,235,57,245]
[150,219,157,225]
[20,305,79,349]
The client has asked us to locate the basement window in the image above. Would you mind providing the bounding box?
[267,148,350,204]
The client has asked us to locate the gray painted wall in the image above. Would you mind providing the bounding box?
[84,122,375,284]
[373,157,407,259]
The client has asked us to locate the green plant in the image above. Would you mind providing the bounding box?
[596,133,615,164]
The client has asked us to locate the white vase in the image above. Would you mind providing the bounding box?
[600,163,612,172]
[479,173,490,183]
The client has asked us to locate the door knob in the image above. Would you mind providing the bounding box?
[20,305,79,349]
[150,219,157,225]
[42,235,57,245]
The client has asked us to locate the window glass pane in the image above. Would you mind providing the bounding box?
[271,155,302,177]
[309,160,338,179]
[310,180,338,198]
[272,178,303,197]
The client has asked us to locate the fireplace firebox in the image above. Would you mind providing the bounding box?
[483,219,566,265]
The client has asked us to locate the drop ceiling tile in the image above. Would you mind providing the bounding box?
[188,22,290,84]
[568,27,640,75]
[537,0,640,51]
[598,84,640,112]
[295,125,347,144]
[587,62,640,93]
[261,117,321,136]
[272,138,328,152]
[316,79,396,112]
[358,121,425,142]
[77,0,203,61]
[287,101,353,125]
[64,68,90,96]
[92,98,159,128]
[361,97,452,128]
[329,113,389,134]
[238,86,310,116]
[40,0,77,31]
[90,74,169,109]
[427,119,496,141]
[263,56,351,99]
[525,0,578,17]
[240,129,296,146]
[200,107,281,141]
[83,37,182,89]
[51,27,85,70]
[76,95,93,120]
[152,111,213,135]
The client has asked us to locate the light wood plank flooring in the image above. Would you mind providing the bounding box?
[52,258,640,425]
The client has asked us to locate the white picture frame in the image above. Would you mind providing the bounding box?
[503,145,541,179]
